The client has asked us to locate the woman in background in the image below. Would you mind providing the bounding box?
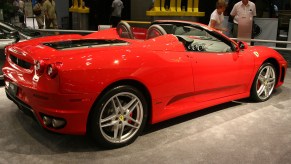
[208,0,227,32]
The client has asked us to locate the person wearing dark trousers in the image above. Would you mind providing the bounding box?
[18,0,25,27]
[33,0,45,29]
[43,0,58,29]
[225,0,240,37]
[110,0,124,27]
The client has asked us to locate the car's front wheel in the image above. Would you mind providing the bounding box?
[89,85,148,148]
[250,62,276,102]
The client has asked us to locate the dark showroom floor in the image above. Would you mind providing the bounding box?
[0,54,291,164]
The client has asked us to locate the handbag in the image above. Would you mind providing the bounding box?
[33,3,42,16]
[33,9,41,16]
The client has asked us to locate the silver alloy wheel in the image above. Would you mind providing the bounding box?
[256,65,276,100]
[99,92,143,143]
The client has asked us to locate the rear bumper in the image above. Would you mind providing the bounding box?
[4,78,98,135]
[6,88,39,122]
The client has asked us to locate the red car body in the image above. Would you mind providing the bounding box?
[2,20,287,147]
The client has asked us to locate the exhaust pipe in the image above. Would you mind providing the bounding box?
[42,114,66,129]
[43,116,52,126]
[52,119,66,128]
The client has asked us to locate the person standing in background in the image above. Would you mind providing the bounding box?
[43,0,58,29]
[224,0,240,37]
[12,0,25,27]
[12,0,20,23]
[208,0,227,32]
[33,0,45,29]
[110,0,124,27]
[230,0,256,38]
[18,0,25,27]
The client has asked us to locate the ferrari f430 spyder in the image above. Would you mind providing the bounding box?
[2,20,287,148]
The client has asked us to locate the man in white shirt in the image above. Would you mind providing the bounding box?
[230,0,256,38]
[111,0,124,27]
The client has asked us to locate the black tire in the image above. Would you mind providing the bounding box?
[250,62,276,102]
[89,85,148,148]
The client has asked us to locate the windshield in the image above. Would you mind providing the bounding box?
[152,22,236,52]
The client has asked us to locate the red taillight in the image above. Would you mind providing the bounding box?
[47,64,58,78]
[35,60,46,76]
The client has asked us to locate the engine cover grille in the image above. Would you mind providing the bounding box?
[9,54,32,69]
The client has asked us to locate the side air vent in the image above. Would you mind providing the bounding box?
[43,39,128,50]
[9,54,32,69]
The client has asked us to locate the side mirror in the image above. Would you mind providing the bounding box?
[237,41,248,51]
[239,41,245,49]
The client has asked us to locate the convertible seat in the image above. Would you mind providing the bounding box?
[116,21,135,39]
[146,24,167,39]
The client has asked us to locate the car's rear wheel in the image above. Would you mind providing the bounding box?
[250,62,276,102]
[90,85,148,148]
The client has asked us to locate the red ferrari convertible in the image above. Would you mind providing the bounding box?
[2,20,287,148]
